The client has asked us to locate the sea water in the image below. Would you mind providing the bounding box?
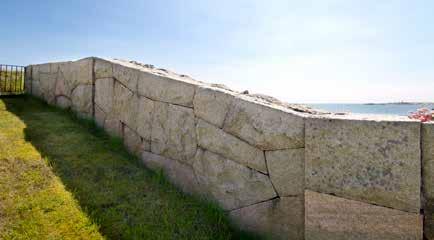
[307,103,434,116]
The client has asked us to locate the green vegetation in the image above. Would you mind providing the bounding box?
[0,95,258,240]
[0,68,25,93]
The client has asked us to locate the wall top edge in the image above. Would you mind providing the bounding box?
[27,57,430,123]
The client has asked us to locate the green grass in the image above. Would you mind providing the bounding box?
[0,70,25,93]
[0,95,259,240]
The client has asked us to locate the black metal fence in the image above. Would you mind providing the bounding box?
[0,64,25,95]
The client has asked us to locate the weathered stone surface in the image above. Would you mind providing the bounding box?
[71,84,93,118]
[305,116,421,213]
[35,63,51,73]
[112,81,136,128]
[151,101,197,165]
[104,119,121,137]
[193,149,276,210]
[39,72,57,104]
[95,78,114,114]
[229,196,304,240]
[55,96,71,109]
[94,104,106,128]
[266,148,304,196]
[113,62,139,92]
[137,71,197,107]
[94,58,113,79]
[141,151,200,195]
[305,190,423,240]
[196,119,266,173]
[31,80,42,99]
[123,124,150,156]
[73,58,93,86]
[425,201,434,240]
[423,122,434,199]
[223,95,305,150]
[136,97,154,141]
[193,86,237,128]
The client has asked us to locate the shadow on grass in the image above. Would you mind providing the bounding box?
[2,95,261,240]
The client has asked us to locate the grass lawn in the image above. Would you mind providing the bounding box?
[0,95,258,240]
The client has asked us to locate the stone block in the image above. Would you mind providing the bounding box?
[38,72,57,104]
[193,85,238,128]
[95,78,114,114]
[137,71,197,107]
[266,148,304,196]
[136,97,154,141]
[55,96,71,109]
[94,104,106,128]
[141,151,201,195]
[223,95,305,150]
[423,122,434,199]
[305,190,423,240]
[123,124,150,157]
[112,81,135,127]
[94,58,113,79]
[196,119,266,173]
[192,149,276,210]
[151,102,197,165]
[229,196,304,240]
[113,62,139,92]
[71,84,93,118]
[305,116,421,213]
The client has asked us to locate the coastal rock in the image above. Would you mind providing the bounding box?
[305,116,421,213]
[223,95,305,150]
[229,196,304,240]
[266,148,304,196]
[151,102,197,165]
[305,190,423,240]
[193,85,237,128]
[193,149,276,210]
[196,119,267,173]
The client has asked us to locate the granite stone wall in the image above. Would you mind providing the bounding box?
[26,57,428,240]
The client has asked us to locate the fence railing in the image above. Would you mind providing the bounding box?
[0,64,25,95]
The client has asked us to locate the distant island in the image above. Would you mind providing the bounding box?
[364,102,434,106]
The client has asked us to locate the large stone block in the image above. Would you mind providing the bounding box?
[136,97,154,141]
[71,84,93,118]
[193,149,276,210]
[151,102,197,165]
[123,124,150,157]
[55,96,71,109]
[137,71,198,107]
[223,96,305,150]
[193,86,238,128]
[196,119,267,173]
[38,72,57,104]
[112,81,136,127]
[94,58,113,79]
[113,62,139,92]
[141,151,201,195]
[266,148,304,196]
[305,116,421,213]
[229,196,304,240]
[305,190,423,240]
[95,78,114,114]
[423,122,434,199]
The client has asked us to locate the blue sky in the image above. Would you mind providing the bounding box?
[2,0,434,103]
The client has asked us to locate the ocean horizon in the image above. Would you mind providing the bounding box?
[306,103,434,116]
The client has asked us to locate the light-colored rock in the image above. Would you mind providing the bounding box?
[73,58,93,86]
[305,116,421,213]
[112,81,136,129]
[94,58,113,79]
[192,149,276,210]
[136,97,154,141]
[39,72,57,104]
[223,95,305,150]
[71,84,93,118]
[137,71,197,107]
[423,122,434,199]
[266,148,304,196]
[123,124,150,156]
[104,118,121,137]
[425,202,434,240]
[31,80,42,99]
[229,196,304,240]
[151,101,197,165]
[193,86,237,128]
[55,96,71,109]
[141,151,200,195]
[95,78,114,114]
[196,119,267,173]
[113,62,139,92]
[305,190,423,240]
[35,63,50,73]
